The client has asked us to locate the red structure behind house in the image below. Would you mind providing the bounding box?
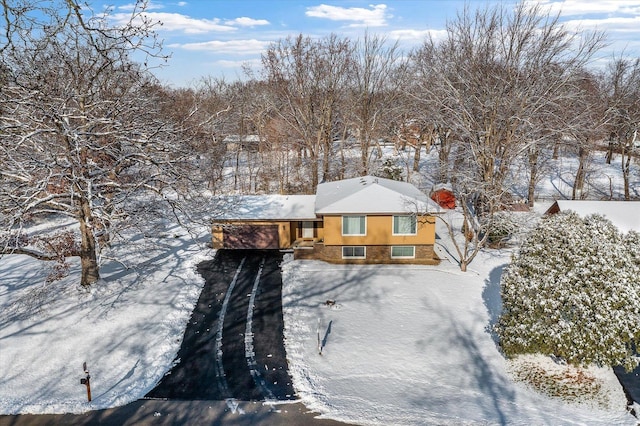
[430,185,456,209]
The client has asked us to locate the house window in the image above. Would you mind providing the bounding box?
[391,246,415,258]
[393,215,417,235]
[342,246,366,259]
[342,215,366,236]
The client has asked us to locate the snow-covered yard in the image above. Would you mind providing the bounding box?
[0,226,211,414]
[281,246,635,425]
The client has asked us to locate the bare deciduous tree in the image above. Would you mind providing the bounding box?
[162,77,233,193]
[604,58,640,200]
[0,0,187,286]
[410,1,606,270]
[261,34,353,190]
[348,33,405,175]
[560,70,609,200]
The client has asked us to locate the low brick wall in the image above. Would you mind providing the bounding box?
[294,243,440,265]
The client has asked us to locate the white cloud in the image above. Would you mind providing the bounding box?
[217,58,262,69]
[177,1,188,6]
[112,12,269,34]
[306,3,390,27]
[112,12,237,33]
[561,15,640,32]
[169,39,272,54]
[388,28,447,42]
[117,1,164,11]
[224,17,270,27]
[530,0,640,16]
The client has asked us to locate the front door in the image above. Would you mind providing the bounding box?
[302,221,314,239]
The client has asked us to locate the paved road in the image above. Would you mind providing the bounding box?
[614,365,640,410]
[0,400,348,426]
[147,249,294,401]
[0,250,350,425]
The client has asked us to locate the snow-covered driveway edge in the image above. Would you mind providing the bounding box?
[281,257,326,410]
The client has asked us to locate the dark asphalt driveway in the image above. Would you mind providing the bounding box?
[146,249,295,401]
[614,365,640,409]
[0,249,351,425]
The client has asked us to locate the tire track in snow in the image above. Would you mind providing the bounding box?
[215,256,246,399]
[244,257,276,401]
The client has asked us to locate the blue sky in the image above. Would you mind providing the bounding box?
[104,1,640,87]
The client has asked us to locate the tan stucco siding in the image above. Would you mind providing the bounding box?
[278,222,293,247]
[321,215,435,246]
[316,222,325,240]
[212,225,224,248]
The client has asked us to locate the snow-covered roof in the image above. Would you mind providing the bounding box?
[432,182,453,192]
[548,200,640,233]
[212,195,317,220]
[222,134,262,143]
[315,175,440,215]
[212,177,440,221]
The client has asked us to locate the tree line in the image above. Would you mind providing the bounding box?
[1,0,639,282]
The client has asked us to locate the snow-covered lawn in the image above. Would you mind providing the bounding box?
[0,225,210,414]
[281,247,635,425]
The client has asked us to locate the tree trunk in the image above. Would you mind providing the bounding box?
[605,139,614,164]
[322,138,331,182]
[310,147,319,190]
[622,150,631,200]
[78,200,100,286]
[360,137,370,175]
[552,142,559,160]
[527,148,538,207]
[339,128,347,180]
[234,149,240,191]
[572,145,588,200]
[437,131,450,183]
[413,142,421,172]
[375,140,383,158]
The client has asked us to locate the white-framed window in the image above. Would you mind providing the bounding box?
[391,246,415,258]
[342,215,366,236]
[342,246,366,259]
[393,215,417,235]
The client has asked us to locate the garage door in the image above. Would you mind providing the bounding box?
[223,224,280,249]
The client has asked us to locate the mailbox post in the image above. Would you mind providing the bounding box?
[80,362,91,402]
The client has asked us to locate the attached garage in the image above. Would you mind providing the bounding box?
[210,194,318,250]
[222,224,280,249]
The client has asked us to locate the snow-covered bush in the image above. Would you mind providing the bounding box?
[624,231,640,265]
[484,211,520,248]
[377,158,403,181]
[497,212,640,371]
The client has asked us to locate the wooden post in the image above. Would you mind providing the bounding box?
[82,362,92,402]
[317,318,322,355]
